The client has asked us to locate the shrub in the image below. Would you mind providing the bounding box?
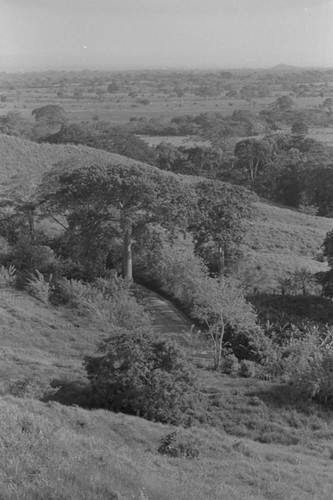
[278,268,321,296]
[3,240,62,287]
[221,353,239,375]
[158,430,201,458]
[56,277,92,308]
[26,270,52,304]
[239,359,256,378]
[84,329,204,425]
[56,276,152,330]
[288,345,333,406]
[7,377,59,400]
[0,264,16,287]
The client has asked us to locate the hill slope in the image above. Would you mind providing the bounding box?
[243,202,332,291]
[0,134,143,193]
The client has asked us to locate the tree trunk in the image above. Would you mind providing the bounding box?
[122,229,133,280]
[215,322,225,370]
[217,241,225,277]
[28,208,35,242]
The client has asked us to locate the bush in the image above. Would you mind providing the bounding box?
[158,430,201,458]
[239,359,256,378]
[278,268,321,296]
[3,239,62,287]
[56,276,152,330]
[7,377,59,400]
[287,334,333,406]
[84,329,204,425]
[26,270,52,304]
[221,353,239,374]
[0,265,16,287]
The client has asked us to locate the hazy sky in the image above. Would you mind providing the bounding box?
[1,0,332,71]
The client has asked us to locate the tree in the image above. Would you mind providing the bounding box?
[31,104,66,127]
[323,97,333,113]
[42,122,156,165]
[154,142,188,173]
[320,230,333,297]
[271,95,294,112]
[73,88,83,102]
[234,138,274,181]
[291,120,309,137]
[182,146,224,178]
[308,167,333,216]
[39,162,195,280]
[107,81,120,93]
[191,276,257,370]
[189,180,257,275]
[0,111,33,139]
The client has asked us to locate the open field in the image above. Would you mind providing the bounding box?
[0,80,327,127]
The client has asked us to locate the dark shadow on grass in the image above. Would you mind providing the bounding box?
[248,383,299,408]
[43,379,95,409]
[248,382,333,418]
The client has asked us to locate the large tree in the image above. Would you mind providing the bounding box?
[234,138,274,181]
[32,104,66,127]
[39,162,195,280]
[189,180,257,275]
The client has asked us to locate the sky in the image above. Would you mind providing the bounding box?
[0,0,332,71]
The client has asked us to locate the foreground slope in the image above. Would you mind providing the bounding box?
[2,394,333,500]
[1,287,333,499]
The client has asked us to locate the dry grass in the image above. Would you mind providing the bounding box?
[0,287,104,394]
[1,390,333,500]
[242,202,332,292]
[0,134,145,194]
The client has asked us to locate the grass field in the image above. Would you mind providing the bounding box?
[0,83,327,127]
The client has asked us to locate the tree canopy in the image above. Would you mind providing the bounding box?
[189,180,257,275]
[42,121,156,165]
[39,161,196,279]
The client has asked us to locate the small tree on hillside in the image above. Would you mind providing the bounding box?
[191,276,258,370]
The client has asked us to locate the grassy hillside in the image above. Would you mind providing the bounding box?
[0,134,142,193]
[0,287,102,395]
[242,202,332,292]
[1,286,333,499]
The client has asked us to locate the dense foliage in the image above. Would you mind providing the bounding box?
[42,121,156,164]
[85,329,203,425]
